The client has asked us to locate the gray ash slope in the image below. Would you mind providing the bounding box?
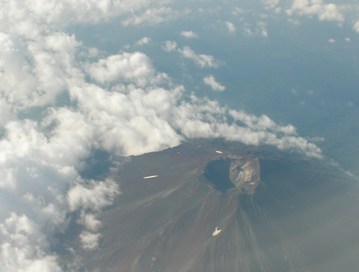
[79,141,359,272]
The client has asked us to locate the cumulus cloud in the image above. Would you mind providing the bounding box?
[180,30,198,38]
[0,0,174,38]
[0,110,118,258]
[135,36,151,46]
[68,179,119,212]
[178,46,220,68]
[0,213,63,272]
[353,20,359,33]
[79,213,102,232]
[203,75,226,92]
[173,96,321,158]
[286,0,344,23]
[71,177,118,250]
[264,0,281,9]
[0,31,83,111]
[242,21,269,38]
[69,84,184,156]
[0,115,120,268]
[66,73,321,159]
[162,40,178,52]
[86,52,155,86]
[80,231,101,250]
[122,7,176,26]
[225,21,236,34]
[0,99,14,126]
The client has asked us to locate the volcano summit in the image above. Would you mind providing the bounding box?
[204,155,260,194]
[76,141,358,272]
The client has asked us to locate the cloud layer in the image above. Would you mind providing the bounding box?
[0,0,326,271]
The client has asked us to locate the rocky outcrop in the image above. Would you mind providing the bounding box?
[228,156,260,195]
[204,155,260,195]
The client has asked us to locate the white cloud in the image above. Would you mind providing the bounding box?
[241,20,269,38]
[79,231,101,250]
[88,47,99,58]
[0,31,83,110]
[178,46,220,68]
[353,20,359,33]
[0,99,14,126]
[86,52,155,86]
[0,111,116,268]
[68,179,119,212]
[328,38,336,43]
[257,21,269,38]
[162,40,177,52]
[264,0,280,9]
[0,0,174,37]
[172,97,322,158]
[71,61,320,158]
[225,21,236,34]
[180,30,198,38]
[0,0,325,270]
[286,0,344,23]
[135,36,151,46]
[69,84,184,156]
[79,213,102,232]
[203,75,226,92]
[0,213,63,272]
[122,7,176,26]
[67,180,119,250]
[0,47,323,271]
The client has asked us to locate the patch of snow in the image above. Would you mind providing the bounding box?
[143,175,159,179]
[212,227,222,236]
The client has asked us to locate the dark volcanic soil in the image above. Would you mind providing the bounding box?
[78,141,359,272]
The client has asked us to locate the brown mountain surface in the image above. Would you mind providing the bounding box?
[78,141,359,272]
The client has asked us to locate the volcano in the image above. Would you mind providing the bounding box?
[77,141,359,272]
